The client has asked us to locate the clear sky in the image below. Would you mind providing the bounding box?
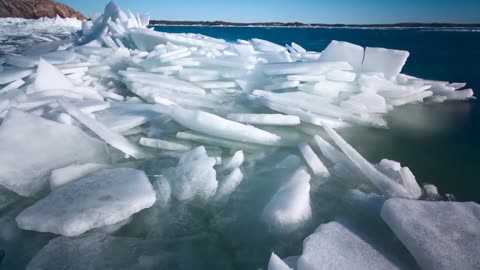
[59,0,480,24]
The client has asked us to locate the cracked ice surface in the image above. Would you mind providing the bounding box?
[0,2,478,269]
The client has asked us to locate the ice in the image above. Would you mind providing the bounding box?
[0,109,109,196]
[169,146,218,201]
[34,59,75,91]
[362,47,409,79]
[0,68,34,85]
[268,252,294,270]
[223,150,245,170]
[139,137,192,151]
[262,61,353,75]
[214,168,244,203]
[50,163,110,190]
[297,221,401,270]
[165,104,288,146]
[16,168,156,236]
[226,113,301,126]
[262,168,312,233]
[325,126,420,199]
[319,41,365,70]
[381,199,480,270]
[26,233,172,270]
[298,142,330,177]
[326,70,357,82]
[58,99,148,159]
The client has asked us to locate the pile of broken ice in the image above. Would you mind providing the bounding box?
[0,2,478,269]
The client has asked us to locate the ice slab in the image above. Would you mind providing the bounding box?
[226,114,301,126]
[170,146,218,201]
[34,58,74,91]
[324,126,418,199]
[0,109,109,196]
[214,168,244,203]
[268,252,294,270]
[362,47,409,79]
[262,168,311,233]
[297,221,401,270]
[319,41,365,70]
[58,99,148,159]
[26,233,172,270]
[298,142,330,177]
[17,168,156,236]
[50,163,110,190]
[381,199,480,270]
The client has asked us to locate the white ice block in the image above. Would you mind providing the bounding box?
[50,163,110,190]
[58,99,148,159]
[16,168,156,236]
[34,58,74,91]
[226,113,301,126]
[362,47,409,79]
[381,199,480,270]
[324,126,419,199]
[262,168,312,233]
[0,109,109,196]
[297,221,401,270]
[139,137,192,151]
[214,168,244,202]
[298,143,330,177]
[268,252,293,270]
[319,40,365,70]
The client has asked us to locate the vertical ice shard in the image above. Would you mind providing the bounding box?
[324,126,419,199]
[0,109,109,196]
[319,40,365,70]
[362,47,409,79]
[268,252,293,270]
[34,58,74,91]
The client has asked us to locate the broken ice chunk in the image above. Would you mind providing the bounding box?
[34,58,74,92]
[50,163,110,190]
[16,168,156,236]
[58,99,148,159]
[0,68,34,85]
[214,168,244,203]
[262,168,312,233]
[222,150,245,170]
[381,199,480,270]
[262,61,353,76]
[324,126,419,199]
[139,137,192,151]
[362,47,409,79]
[297,221,401,270]
[298,142,330,177]
[166,104,288,146]
[26,233,172,270]
[326,70,357,82]
[319,40,365,70]
[226,113,301,126]
[0,109,109,196]
[268,252,293,270]
[170,146,218,201]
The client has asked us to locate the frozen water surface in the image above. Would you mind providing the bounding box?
[0,2,478,269]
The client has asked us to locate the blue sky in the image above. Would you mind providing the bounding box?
[60,0,480,24]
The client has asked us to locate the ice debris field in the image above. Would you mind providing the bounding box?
[0,2,479,270]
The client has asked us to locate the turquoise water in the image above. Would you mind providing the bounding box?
[153,26,480,202]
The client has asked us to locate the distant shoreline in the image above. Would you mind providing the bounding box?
[149,20,480,29]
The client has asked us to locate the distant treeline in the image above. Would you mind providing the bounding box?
[149,20,480,28]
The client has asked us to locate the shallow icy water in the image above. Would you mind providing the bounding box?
[154,26,480,202]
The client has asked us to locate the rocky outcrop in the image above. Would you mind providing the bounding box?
[0,0,85,20]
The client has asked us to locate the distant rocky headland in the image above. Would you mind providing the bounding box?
[150,20,480,28]
[0,0,85,20]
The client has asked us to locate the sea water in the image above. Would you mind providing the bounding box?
[153,26,480,203]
